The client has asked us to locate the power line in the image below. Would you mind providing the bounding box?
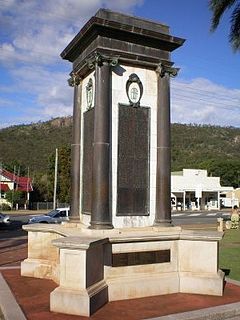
[171,86,240,107]
[172,93,240,112]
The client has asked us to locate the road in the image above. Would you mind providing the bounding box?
[0,209,231,230]
[172,210,231,225]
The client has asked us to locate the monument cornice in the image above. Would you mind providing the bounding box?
[61,9,185,64]
[71,45,177,78]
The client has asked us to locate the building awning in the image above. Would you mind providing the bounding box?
[0,183,10,192]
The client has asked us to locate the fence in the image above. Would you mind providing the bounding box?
[30,202,69,210]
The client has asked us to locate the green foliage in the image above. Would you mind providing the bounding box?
[5,190,25,207]
[0,117,73,203]
[58,146,71,203]
[0,203,11,211]
[171,124,240,188]
[199,159,240,187]
[0,117,73,172]
[30,173,52,202]
[219,229,240,281]
[47,145,71,203]
[1,118,240,203]
[4,161,28,176]
[209,0,240,52]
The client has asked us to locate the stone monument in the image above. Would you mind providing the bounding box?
[21,9,224,317]
[66,9,182,230]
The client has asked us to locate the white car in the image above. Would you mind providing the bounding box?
[28,207,70,224]
[0,213,10,225]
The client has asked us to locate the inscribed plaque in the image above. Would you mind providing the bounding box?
[82,108,94,214]
[117,104,150,216]
[112,249,171,267]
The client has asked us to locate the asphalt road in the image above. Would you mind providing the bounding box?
[172,210,231,225]
[0,209,231,229]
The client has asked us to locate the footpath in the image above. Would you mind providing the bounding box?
[1,222,240,319]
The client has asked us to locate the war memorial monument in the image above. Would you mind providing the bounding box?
[21,9,224,317]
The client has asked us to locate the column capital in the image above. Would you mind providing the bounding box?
[86,52,119,69]
[68,73,81,87]
[156,63,179,78]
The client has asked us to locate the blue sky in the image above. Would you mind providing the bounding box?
[0,0,240,128]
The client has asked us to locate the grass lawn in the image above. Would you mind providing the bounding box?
[0,308,4,320]
[219,229,240,281]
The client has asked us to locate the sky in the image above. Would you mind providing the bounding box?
[0,0,240,128]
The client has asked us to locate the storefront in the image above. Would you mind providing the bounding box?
[171,169,231,211]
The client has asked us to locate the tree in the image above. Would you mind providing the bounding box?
[4,161,28,176]
[58,146,71,203]
[5,190,25,208]
[47,145,71,204]
[30,172,52,202]
[200,159,240,187]
[209,0,240,52]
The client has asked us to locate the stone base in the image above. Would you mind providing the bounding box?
[21,258,59,284]
[179,270,225,296]
[21,224,225,317]
[21,224,63,283]
[50,280,108,316]
[107,272,179,301]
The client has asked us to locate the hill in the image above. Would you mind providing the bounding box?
[0,117,73,173]
[0,118,240,188]
[171,123,240,170]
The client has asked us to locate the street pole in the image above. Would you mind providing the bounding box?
[53,148,58,210]
[26,167,30,209]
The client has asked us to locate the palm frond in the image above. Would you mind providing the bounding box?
[230,4,240,51]
[209,0,236,31]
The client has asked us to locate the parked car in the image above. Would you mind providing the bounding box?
[0,212,10,225]
[28,207,70,224]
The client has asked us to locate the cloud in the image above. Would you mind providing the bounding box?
[1,1,240,129]
[171,78,240,127]
[0,0,143,65]
[0,0,144,127]
[10,65,73,119]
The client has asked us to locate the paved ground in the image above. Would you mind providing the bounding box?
[1,226,240,320]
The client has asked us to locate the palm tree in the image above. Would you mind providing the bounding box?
[209,0,240,52]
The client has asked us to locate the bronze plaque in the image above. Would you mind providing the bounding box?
[112,249,170,267]
[117,105,150,216]
[82,108,94,214]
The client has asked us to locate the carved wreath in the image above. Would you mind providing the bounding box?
[126,73,143,107]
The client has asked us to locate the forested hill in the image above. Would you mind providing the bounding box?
[171,123,240,170]
[0,118,240,186]
[0,117,73,172]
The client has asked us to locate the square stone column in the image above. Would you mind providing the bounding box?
[50,236,108,316]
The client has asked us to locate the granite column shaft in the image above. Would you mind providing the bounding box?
[155,68,172,226]
[69,75,82,222]
[90,61,113,229]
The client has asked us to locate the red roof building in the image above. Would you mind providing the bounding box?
[0,183,10,192]
[0,168,33,192]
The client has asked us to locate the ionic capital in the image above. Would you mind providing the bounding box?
[68,73,81,87]
[156,63,179,78]
[86,52,119,69]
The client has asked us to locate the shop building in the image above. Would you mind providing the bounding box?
[171,169,234,211]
